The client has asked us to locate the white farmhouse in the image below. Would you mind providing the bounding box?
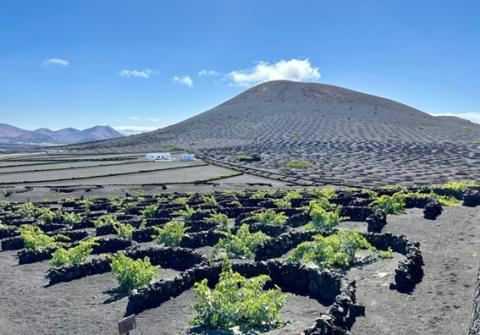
[180,153,195,161]
[144,152,172,161]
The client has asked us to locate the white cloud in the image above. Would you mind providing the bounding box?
[227,58,320,87]
[120,69,153,79]
[172,75,194,87]
[43,58,69,67]
[431,112,480,124]
[198,69,220,77]
[113,125,157,135]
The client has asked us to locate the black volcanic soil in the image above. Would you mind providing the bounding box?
[350,206,480,335]
[0,206,478,335]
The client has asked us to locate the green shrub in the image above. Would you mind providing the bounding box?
[191,257,285,330]
[141,204,157,218]
[202,194,218,206]
[360,188,378,199]
[439,180,478,192]
[235,153,261,162]
[109,253,160,294]
[37,208,55,223]
[19,225,69,250]
[60,211,82,227]
[214,224,269,259]
[0,222,14,232]
[229,200,241,207]
[16,202,38,218]
[107,195,122,209]
[94,214,118,228]
[287,160,313,169]
[273,197,291,209]
[377,247,394,259]
[284,190,303,200]
[113,222,135,240]
[0,200,10,209]
[79,197,95,210]
[309,202,340,230]
[122,201,138,214]
[288,230,373,269]
[404,192,460,207]
[172,197,189,205]
[206,212,229,226]
[372,193,405,215]
[251,190,270,200]
[175,205,197,220]
[251,209,287,225]
[49,238,98,267]
[308,188,337,200]
[153,221,186,247]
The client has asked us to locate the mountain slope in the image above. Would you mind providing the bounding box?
[71,80,480,151]
[0,124,123,146]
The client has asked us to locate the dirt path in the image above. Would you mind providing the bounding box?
[350,206,480,335]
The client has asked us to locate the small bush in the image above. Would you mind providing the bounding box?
[308,188,337,200]
[16,202,38,218]
[141,204,158,218]
[206,212,229,226]
[309,202,340,230]
[251,209,287,225]
[372,193,405,215]
[79,197,95,210]
[191,257,286,331]
[0,200,9,209]
[440,180,478,192]
[94,214,118,228]
[377,247,394,259]
[287,160,313,169]
[235,153,261,162]
[60,211,82,227]
[122,201,138,215]
[175,205,197,220]
[0,222,14,232]
[214,224,269,259]
[251,190,271,200]
[284,190,303,200]
[19,225,69,250]
[273,197,291,209]
[109,253,160,294]
[113,222,135,240]
[288,230,373,269]
[404,192,460,207]
[202,194,218,206]
[107,195,122,209]
[49,238,98,267]
[37,208,55,223]
[153,221,186,247]
[172,197,189,205]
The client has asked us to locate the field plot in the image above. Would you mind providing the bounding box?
[0,161,204,184]
[1,183,478,334]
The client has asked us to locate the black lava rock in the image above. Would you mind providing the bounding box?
[463,189,480,207]
[366,210,387,232]
[423,199,442,220]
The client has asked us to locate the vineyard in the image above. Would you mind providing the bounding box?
[0,183,479,334]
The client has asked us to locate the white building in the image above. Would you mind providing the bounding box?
[144,152,172,161]
[180,153,195,161]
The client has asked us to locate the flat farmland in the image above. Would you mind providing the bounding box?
[0,160,142,174]
[0,160,204,184]
[25,164,236,186]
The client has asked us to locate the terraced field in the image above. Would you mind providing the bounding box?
[0,185,479,334]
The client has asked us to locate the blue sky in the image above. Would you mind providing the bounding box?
[1,0,479,133]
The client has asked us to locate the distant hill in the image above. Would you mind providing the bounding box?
[69,80,480,151]
[0,124,123,146]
